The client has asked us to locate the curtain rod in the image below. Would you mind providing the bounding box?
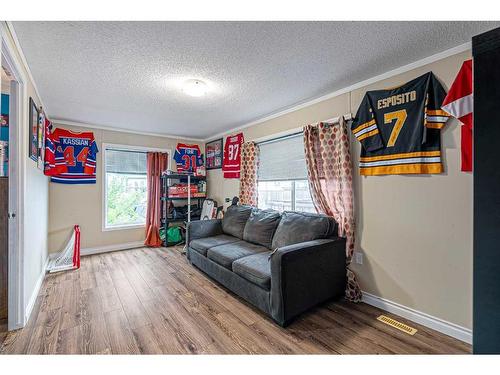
[107,148,148,154]
[105,147,169,155]
[255,113,353,146]
[322,112,353,123]
[256,131,304,146]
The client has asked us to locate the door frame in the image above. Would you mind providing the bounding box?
[1,22,27,330]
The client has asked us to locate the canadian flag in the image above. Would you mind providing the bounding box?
[441,59,473,172]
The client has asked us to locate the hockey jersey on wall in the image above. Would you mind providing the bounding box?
[43,118,55,174]
[441,59,473,172]
[351,72,450,176]
[173,143,203,173]
[222,132,244,178]
[46,128,99,184]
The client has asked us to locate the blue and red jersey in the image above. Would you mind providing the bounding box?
[173,143,203,173]
[46,128,98,184]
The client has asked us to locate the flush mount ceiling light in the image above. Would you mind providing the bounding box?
[183,79,208,97]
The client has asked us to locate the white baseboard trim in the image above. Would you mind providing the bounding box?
[362,291,472,344]
[80,241,145,256]
[25,257,50,325]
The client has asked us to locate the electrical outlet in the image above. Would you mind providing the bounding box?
[355,252,363,265]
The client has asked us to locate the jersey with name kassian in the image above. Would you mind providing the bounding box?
[50,128,99,184]
[351,72,450,176]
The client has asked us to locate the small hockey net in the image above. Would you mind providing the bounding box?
[47,225,81,273]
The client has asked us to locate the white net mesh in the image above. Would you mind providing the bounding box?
[47,226,80,273]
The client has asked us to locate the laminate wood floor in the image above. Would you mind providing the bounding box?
[0,247,471,354]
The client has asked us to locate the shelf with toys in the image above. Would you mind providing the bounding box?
[160,170,207,247]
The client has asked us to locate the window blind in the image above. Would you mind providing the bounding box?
[258,134,308,181]
[105,148,147,175]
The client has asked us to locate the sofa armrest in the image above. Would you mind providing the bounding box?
[187,219,223,244]
[270,238,346,326]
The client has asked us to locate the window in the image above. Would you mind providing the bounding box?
[104,145,148,230]
[257,134,315,213]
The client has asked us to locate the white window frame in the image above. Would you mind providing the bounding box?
[102,143,170,232]
[257,178,314,212]
[256,131,315,213]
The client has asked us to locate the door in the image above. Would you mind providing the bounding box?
[1,34,24,330]
[472,26,500,354]
[0,179,7,328]
[0,65,11,328]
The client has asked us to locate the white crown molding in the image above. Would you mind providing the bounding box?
[362,291,472,344]
[204,42,472,142]
[8,17,470,144]
[80,241,145,256]
[5,21,48,113]
[51,118,204,142]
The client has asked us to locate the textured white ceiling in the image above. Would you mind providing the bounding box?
[12,21,499,139]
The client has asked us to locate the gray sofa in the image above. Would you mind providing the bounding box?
[187,205,347,326]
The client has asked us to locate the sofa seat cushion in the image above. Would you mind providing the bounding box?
[221,205,253,239]
[243,209,281,249]
[232,253,271,290]
[190,234,240,256]
[271,211,338,249]
[207,241,268,269]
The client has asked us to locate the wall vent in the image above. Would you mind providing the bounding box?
[377,315,418,335]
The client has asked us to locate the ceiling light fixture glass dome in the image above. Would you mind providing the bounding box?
[183,79,208,97]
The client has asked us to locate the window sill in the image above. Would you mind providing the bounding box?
[102,224,145,232]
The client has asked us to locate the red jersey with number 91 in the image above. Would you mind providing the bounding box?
[49,128,99,184]
[223,133,244,178]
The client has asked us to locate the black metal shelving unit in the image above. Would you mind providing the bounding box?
[160,173,206,247]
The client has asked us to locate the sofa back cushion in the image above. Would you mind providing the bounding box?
[271,211,338,249]
[243,209,281,249]
[222,205,253,239]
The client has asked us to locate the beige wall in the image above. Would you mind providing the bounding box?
[48,123,202,252]
[207,50,472,329]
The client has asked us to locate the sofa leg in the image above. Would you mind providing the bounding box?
[275,318,291,328]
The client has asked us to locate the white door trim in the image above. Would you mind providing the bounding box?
[1,22,28,330]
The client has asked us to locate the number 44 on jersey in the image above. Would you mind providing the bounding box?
[45,128,99,184]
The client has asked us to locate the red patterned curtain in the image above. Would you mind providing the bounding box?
[145,152,168,247]
[303,117,362,302]
[238,141,259,206]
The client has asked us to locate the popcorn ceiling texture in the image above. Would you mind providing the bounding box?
[13,21,499,138]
